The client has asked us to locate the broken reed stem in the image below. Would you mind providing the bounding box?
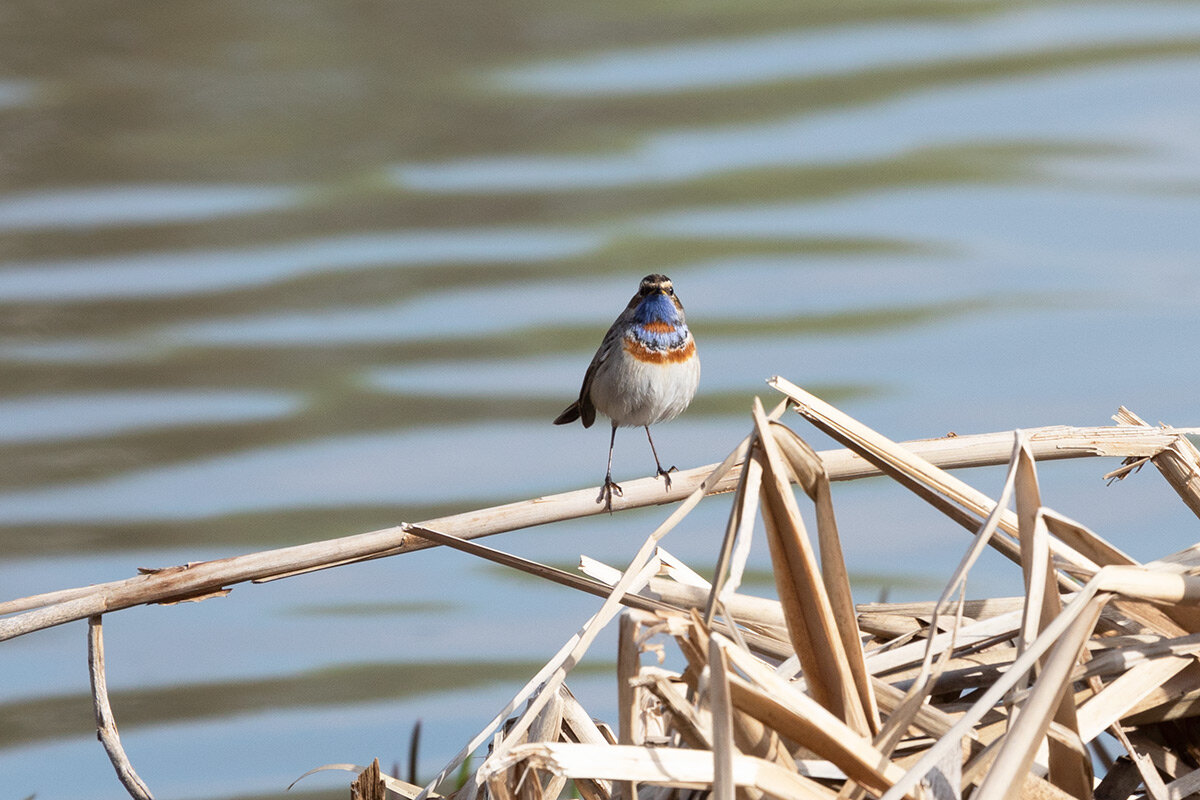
[2,422,1196,644]
[351,759,387,800]
[88,616,154,800]
[1113,407,1200,521]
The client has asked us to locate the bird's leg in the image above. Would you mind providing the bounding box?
[598,422,623,511]
[644,426,677,490]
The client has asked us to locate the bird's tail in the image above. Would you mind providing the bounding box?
[553,402,581,425]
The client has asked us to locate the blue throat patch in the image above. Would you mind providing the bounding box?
[631,292,689,350]
[633,292,678,324]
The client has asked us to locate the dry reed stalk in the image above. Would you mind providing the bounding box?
[517,691,566,800]
[702,433,760,626]
[404,525,673,616]
[635,668,712,749]
[1076,656,1198,742]
[3,416,1196,640]
[556,685,615,800]
[708,636,737,800]
[684,616,797,781]
[857,598,1026,619]
[646,581,787,629]
[718,453,762,604]
[616,612,646,748]
[615,611,645,800]
[1110,727,1170,800]
[863,610,1023,675]
[481,743,834,800]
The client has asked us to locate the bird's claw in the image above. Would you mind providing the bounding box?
[597,478,624,511]
[656,465,678,491]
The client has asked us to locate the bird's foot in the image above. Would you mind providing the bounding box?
[597,478,624,511]
[656,465,678,491]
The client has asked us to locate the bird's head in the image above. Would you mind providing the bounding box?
[628,274,685,324]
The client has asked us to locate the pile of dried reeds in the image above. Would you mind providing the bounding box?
[7,377,1200,800]
[335,378,1200,800]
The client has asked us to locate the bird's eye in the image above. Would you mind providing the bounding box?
[667,287,675,295]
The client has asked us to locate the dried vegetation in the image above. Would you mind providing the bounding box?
[8,378,1200,800]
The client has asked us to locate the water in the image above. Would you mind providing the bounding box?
[3,1,1200,797]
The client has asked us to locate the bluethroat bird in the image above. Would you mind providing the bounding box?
[555,274,700,510]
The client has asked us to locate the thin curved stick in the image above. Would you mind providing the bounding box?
[88,615,154,800]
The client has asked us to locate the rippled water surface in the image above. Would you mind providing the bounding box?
[3,2,1200,797]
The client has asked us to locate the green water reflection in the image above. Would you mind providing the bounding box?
[0,659,610,749]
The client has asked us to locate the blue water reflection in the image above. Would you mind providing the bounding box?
[398,59,1200,192]
[0,390,302,443]
[0,184,306,231]
[0,228,606,301]
[498,4,1200,95]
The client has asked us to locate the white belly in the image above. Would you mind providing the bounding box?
[589,346,700,428]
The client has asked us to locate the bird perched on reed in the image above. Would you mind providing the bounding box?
[555,274,700,510]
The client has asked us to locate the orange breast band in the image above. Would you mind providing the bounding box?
[624,338,696,364]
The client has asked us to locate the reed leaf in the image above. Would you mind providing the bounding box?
[772,422,881,734]
[752,398,871,734]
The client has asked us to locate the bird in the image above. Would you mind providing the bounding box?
[555,273,700,511]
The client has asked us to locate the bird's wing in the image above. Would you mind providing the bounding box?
[575,312,630,428]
